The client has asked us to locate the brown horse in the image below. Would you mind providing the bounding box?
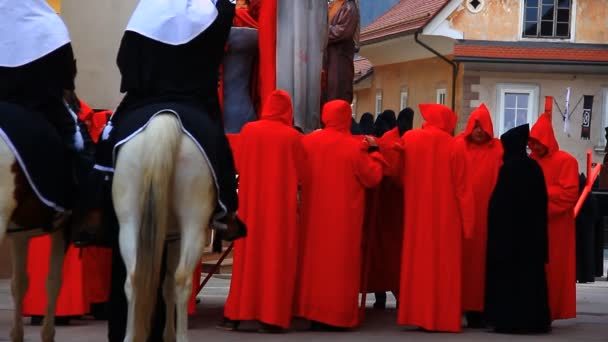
[0,134,70,342]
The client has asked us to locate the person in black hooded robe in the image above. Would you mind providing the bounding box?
[358,112,374,135]
[350,117,361,135]
[373,109,396,137]
[485,124,551,334]
[397,108,414,137]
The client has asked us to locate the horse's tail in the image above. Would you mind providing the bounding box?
[133,114,181,339]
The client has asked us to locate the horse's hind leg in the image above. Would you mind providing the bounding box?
[112,134,145,342]
[173,136,216,342]
[9,235,29,342]
[162,241,179,342]
[41,229,66,342]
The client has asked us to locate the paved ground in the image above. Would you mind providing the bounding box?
[1,273,607,342]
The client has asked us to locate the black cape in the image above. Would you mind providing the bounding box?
[485,124,551,334]
[358,112,374,135]
[373,110,396,137]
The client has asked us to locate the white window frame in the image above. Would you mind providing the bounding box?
[599,87,608,148]
[375,90,383,116]
[400,87,409,110]
[496,83,540,136]
[436,88,447,105]
[352,93,358,118]
[518,0,577,43]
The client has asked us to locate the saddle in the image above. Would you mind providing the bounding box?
[0,102,73,212]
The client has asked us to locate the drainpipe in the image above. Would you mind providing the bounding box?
[414,31,459,112]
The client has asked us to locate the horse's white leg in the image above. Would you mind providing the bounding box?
[118,222,139,342]
[112,134,146,342]
[114,211,141,342]
[173,136,216,342]
[40,229,66,342]
[9,235,29,342]
[163,241,179,342]
[0,142,16,245]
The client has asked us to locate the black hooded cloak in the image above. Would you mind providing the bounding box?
[358,112,374,135]
[485,124,551,334]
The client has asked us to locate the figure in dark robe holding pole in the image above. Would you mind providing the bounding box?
[323,0,360,104]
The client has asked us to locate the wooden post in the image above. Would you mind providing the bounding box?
[197,243,234,295]
[544,96,553,119]
[587,150,592,186]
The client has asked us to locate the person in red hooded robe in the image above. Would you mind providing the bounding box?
[23,238,87,325]
[529,113,578,321]
[397,104,475,333]
[294,100,385,330]
[361,108,413,310]
[455,103,503,327]
[219,90,305,333]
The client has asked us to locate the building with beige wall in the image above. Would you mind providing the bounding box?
[61,0,139,110]
[355,0,608,171]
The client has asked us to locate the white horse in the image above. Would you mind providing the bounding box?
[112,113,216,342]
[0,134,69,342]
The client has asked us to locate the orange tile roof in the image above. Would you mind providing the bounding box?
[360,0,450,43]
[455,43,608,63]
[354,57,373,82]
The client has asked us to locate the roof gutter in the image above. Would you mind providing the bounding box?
[414,31,458,111]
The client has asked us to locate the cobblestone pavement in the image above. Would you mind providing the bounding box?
[1,275,607,341]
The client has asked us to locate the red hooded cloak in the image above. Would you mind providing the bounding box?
[397,104,475,332]
[223,90,305,328]
[294,100,385,328]
[455,104,503,312]
[23,238,88,317]
[530,113,578,320]
[362,127,404,295]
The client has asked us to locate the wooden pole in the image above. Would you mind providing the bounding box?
[587,150,592,186]
[574,164,602,217]
[196,243,234,295]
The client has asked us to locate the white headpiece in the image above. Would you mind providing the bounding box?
[0,0,71,67]
[126,0,219,46]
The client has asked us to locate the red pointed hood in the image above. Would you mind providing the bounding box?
[419,104,457,133]
[463,103,494,139]
[530,113,559,156]
[261,89,293,125]
[322,100,352,133]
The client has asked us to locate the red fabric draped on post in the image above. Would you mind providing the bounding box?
[257,0,276,102]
